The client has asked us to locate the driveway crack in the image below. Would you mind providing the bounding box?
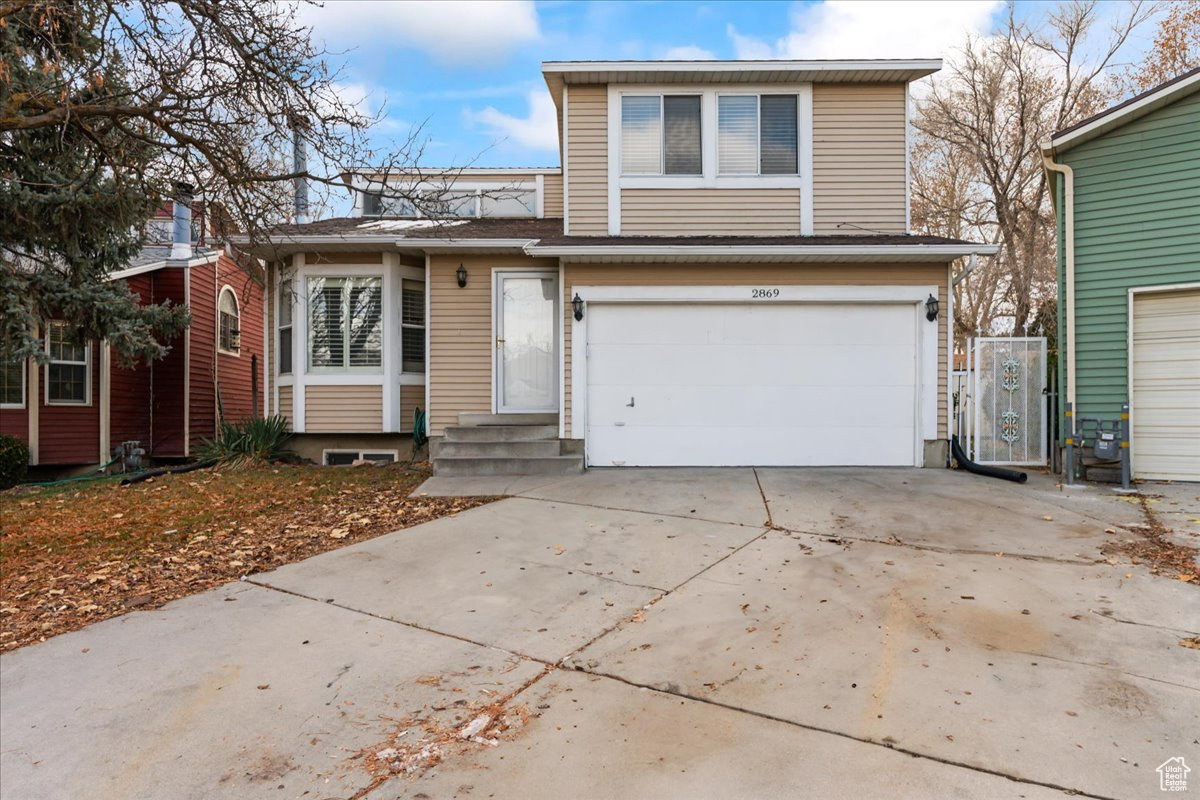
[573,666,1121,800]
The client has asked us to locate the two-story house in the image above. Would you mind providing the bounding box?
[236,60,996,473]
[1,191,265,469]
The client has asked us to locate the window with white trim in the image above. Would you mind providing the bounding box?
[621,94,702,176]
[45,321,89,405]
[362,185,537,218]
[307,276,382,372]
[218,286,241,354]
[278,278,293,375]
[1,348,24,407]
[718,94,799,175]
[401,279,425,373]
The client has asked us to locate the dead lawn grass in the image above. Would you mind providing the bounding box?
[0,463,492,651]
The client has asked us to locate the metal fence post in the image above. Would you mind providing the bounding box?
[1120,402,1131,491]
[1064,402,1075,485]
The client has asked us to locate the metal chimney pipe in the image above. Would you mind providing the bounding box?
[293,126,309,225]
[170,182,194,261]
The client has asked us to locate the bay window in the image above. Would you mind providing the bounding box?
[45,321,89,405]
[401,279,425,373]
[307,276,382,372]
[621,94,702,176]
[278,278,293,375]
[718,94,799,175]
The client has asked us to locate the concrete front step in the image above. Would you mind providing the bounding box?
[443,425,558,442]
[458,412,559,427]
[433,455,584,477]
[436,440,564,458]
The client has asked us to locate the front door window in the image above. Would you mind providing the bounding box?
[498,273,557,412]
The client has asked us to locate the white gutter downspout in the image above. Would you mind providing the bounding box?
[1041,150,1075,412]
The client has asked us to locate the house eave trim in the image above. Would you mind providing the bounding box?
[1046,70,1200,154]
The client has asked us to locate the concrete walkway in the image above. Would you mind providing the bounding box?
[2,469,1197,799]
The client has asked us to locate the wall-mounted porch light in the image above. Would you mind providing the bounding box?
[572,293,584,321]
[925,293,940,322]
[456,264,468,288]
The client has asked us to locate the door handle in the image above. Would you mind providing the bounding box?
[496,336,505,349]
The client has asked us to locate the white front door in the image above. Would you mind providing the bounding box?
[495,271,558,413]
[585,301,920,466]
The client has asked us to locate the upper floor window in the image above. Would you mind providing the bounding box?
[362,185,537,218]
[45,321,89,405]
[718,94,798,175]
[307,276,382,372]
[218,286,241,354]
[621,95,702,176]
[1,348,24,407]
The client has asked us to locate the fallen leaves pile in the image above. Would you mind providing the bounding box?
[0,463,493,651]
[1101,494,1200,586]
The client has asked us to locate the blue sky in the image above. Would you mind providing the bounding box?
[297,0,1158,173]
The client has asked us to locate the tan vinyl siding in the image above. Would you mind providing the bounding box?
[400,384,424,433]
[566,85,608,235]
[278,385,293,426]
[621,189,802,235]
[812,83,907,235]
[563,263,948,439]
[304,385,383,432]
[543,173,564,218]
[427,254,558,435]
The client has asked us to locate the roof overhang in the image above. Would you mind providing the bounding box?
[523,243,998,264]
[229,234,540,260]
[107,251,220,281]
[1046,69,1200,156]
[542,59,942,110]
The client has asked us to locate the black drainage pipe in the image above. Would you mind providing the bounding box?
[120,460,218,486]
[951,435,1027,483]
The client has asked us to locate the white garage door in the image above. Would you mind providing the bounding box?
[1131,289,1200,481]
[585,302,919,466]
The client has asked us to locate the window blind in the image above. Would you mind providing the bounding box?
[347,281,382,368]
[622,96,662,174]
[718,95,758,174]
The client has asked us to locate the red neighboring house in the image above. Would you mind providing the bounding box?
[0,199,265,468]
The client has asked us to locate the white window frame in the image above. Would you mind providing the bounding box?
[619,92,705,178]
[0,350,25,409]
[306,275,385,375]
[360,180,541,219]
[606,83,814,235]
[44,321,91,407]
[716,92,802,177]
[277,277,294,376]
[321,448,399,466]
[217,285,241,356]
[400,278,426,375]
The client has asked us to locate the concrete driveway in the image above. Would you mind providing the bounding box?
[2,469,1197,799]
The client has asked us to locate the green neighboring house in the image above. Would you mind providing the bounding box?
[1042,68,1200,482]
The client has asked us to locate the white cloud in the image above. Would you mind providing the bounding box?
[729,1,1002,61]
[299,1,540,66]
[660,45,717,60]
[464,91,559,152]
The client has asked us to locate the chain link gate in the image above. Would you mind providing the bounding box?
[971,337,1048,466]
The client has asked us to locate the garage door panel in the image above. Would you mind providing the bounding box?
[587,343,918,387]
[1131,289,1200,481]
[590,303,916,347]
[588,424,916,467]
[587,384,916,429]
[585,300,920,467]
